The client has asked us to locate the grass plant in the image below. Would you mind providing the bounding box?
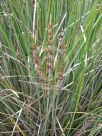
[0,0,102,135]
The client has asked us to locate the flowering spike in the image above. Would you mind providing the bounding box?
[32,45,44,80]
[56,29,65,95]
[46,21,53,95]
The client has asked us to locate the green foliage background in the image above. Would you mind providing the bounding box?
[0,0,102,136]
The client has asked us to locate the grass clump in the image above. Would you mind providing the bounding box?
[0,0,102,136]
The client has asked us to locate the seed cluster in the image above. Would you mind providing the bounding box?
[47,23,53,82]
[32,45,44,80]
[56,29,65,95]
